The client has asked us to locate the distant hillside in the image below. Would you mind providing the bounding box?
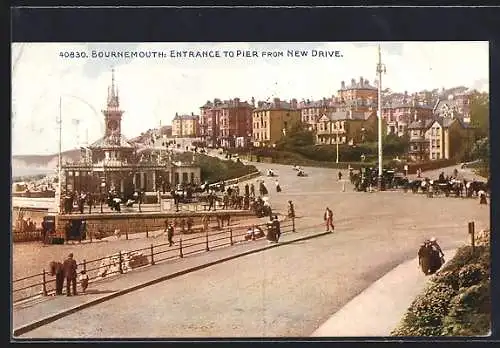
[12,149,81,170]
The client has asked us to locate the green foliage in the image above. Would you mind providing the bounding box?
[469,92,489,139]
[441,281,491,336]
[471,137,489,166]
[383,134,410,157]
[392,245,491,337]
[276,122,315,149]
[173,152,257,183]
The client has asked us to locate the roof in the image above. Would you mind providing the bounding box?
[322,111,366,121]
[407,119,435,130]
[201,99,254,109]
[339,78,377,91]
[173,114,199,121]
[90,134,134,149]
[383,102,434,110]
[254,100,296,111]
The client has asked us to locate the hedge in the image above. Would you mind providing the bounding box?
[173,152,258,184]
[391,245,491,337]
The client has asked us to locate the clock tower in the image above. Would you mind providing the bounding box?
[102,68,124,141]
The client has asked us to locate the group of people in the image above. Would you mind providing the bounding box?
[418,237,445,275]
[49,253,88,296]
[245,215,281,243]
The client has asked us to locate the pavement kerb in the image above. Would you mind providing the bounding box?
[310,248,458,337]
[13,230,332,337]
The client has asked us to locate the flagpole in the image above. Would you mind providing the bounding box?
[57,96,62,213]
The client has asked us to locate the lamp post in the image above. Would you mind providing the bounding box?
[336,136,339,163]
[376,44,387,190]
[56,94,101,213]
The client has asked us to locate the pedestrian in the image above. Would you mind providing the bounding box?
[49,260,64,295]
[287,200,295,219]
[79,270,89,293]
[167,223,175,246]
[250,183,255,198]
[272,215,281,241]
[275,179,282,193]
[323,207,335,232]
[62,253,78,296]
[338,171,342,181]
[164,218,169,233]
[479,190,487,205]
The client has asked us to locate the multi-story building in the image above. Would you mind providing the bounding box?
[61,69,201,197]
[252,98,300,147]
[172,113,200,137]
[337,77,378,112]
[433,91,473,124]
[408,117,471,162]
[199,98,254,148]
[316,110,379,145]
[382,96,434,137]
[407,119,434,162]
[298,98,343,132]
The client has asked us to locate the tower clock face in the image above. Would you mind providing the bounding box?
[108,120,119,132]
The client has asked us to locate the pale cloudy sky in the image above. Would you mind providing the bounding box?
[11,41,488,155]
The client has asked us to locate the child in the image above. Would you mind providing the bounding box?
[79,270,89,293]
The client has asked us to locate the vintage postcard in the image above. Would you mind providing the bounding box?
[11,42,490,338]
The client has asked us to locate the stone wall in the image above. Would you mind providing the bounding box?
[54,210,255,238]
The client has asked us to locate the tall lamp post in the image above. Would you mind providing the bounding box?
[376,44,387,190]
[336,135,339,163]
[56,94,101,213]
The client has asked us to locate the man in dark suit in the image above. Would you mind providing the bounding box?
[63,253,78,296]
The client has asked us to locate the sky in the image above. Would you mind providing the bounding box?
[11,41,489,155]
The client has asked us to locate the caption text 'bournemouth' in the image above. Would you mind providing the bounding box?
[83,49,344,59]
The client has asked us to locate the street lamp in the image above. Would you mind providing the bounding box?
[376,44,387,190]
[336,135,339,163]
[56,94,102,213]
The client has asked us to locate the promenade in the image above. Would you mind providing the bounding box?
[13,159,490,338]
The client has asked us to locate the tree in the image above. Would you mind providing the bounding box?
[276,122,315,149]
[469,91,489,139]
[471,137,489,164]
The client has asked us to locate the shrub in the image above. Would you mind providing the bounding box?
[392,244,491,337]
[458,264,487,289]
[441,281,491,336]
[173,152,258,183]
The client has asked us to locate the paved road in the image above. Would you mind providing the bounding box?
[20,161,490,338]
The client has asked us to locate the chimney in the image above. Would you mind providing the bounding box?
[291,98,297,109]
[234,97,240,104]
[341,81,345,89]
[351,78,356,86]
[191,112,194,116]
[273,97,280,106]
[251,96,255,107]
[359,76,364,86]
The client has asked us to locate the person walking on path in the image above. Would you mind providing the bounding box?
[338,171,342,181]
[275,179,282,193]
[63,253,78,296]
[49,260,65,295]
[79,270,89,293]
[167,223,175,247]
[324,207,335,232]
[287,200,295,219]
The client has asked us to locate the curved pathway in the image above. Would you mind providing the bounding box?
[19,161,490,338]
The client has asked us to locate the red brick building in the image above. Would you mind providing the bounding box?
[337,77,378,113]
[199,98,254,148]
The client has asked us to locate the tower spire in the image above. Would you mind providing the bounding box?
[107,67,119,107]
